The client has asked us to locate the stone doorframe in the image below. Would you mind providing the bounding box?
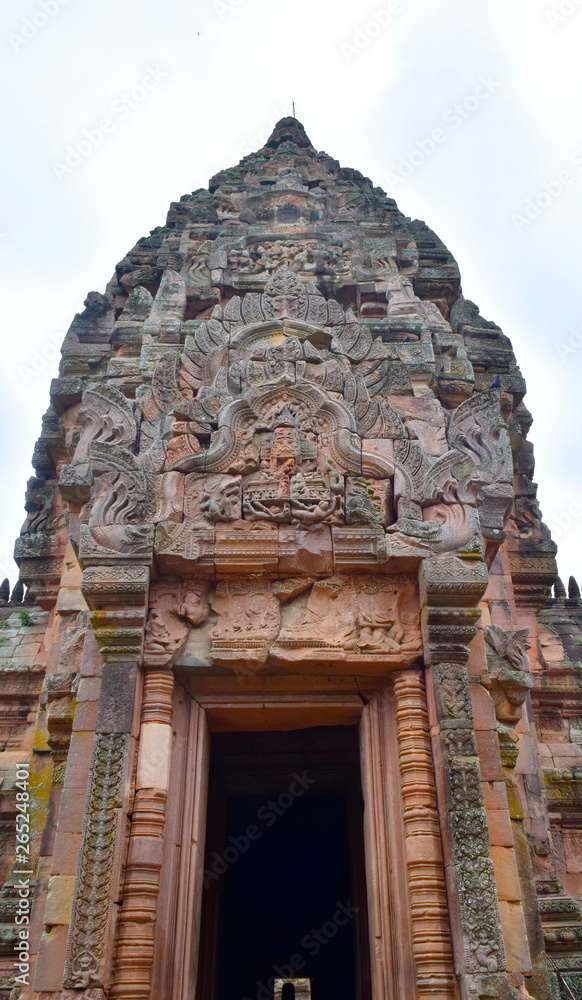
[127,669,457,1000]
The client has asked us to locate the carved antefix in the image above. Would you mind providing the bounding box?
[483,625,534,768]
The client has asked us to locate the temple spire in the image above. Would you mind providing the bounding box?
[265,117,315,152]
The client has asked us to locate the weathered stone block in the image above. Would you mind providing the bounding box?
[96,662,138,734]
[44,874,76,926]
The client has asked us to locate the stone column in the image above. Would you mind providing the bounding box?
[109,668,174,1000]
[420,554,515,1000]
[393,668,457,999]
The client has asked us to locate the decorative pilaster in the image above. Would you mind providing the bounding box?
[393,669,457,999]
[420,555,514,1000]
[63,732,129,991]
[110,668,174,1000]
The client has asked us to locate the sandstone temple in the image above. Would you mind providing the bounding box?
[1,118,581,1000]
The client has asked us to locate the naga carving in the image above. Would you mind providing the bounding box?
[483,624,534,727]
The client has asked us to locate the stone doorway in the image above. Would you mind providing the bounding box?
[196,727,371,1000]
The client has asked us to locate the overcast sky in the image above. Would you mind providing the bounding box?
[0,0,580,590]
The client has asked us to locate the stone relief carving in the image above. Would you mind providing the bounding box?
[210,578,281,672]
[74,384,137,463]
[483,625,533,727]
[64,733,128,989]
[144,578,210,667]
[55,264,516,580]
[273,575,421,669]
[184,473,242,523]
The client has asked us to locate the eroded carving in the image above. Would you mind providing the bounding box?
[144,578,210,667]
[483,625,533,727]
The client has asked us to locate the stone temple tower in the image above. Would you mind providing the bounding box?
[1,118,581,1000]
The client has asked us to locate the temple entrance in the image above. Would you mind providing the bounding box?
[197,727,371,1000]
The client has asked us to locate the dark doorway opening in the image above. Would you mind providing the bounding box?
[197,727,370,1000]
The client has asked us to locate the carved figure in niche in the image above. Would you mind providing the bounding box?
[483,625,533,727]
[367,240,398,274]
[186,244,211,290]
[243,412,344,525]
[144,579,210,667]
[278,577,359,649]
[275,576,421,662]
[185,474,242,524]
[200,481,240,521]
[210,580,280,672]
[386,274,420,316]
[264,241,298,272]
[290,241,337,276]
[179,579,211,625]
[345,478,393,526]
[243,421,300,522]
[356,580,421,654]
[228,245,269,275]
